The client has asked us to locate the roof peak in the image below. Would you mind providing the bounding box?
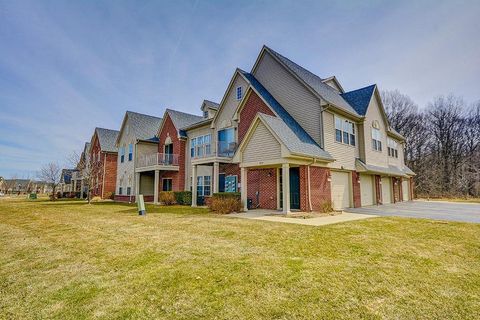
[126,110,162,119]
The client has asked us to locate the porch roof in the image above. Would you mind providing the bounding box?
[355,159,416,177]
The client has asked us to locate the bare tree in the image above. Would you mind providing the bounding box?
[38,162,61,200]
[4,175,18,194]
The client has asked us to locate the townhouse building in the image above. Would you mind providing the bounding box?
[89,127,119,199]
[114,111,162,202]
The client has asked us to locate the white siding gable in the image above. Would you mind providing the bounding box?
[363,94,388,167]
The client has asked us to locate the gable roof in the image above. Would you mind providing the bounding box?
[116,111,162,145]
[202,100,219,110]
[239,71,333,160]
[261,46,360,117]
[60,169,76,184]
[341,84,376,116]
[95,128,119,153]
[163,109,204,138]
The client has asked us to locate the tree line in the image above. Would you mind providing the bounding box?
[382,91,480,198]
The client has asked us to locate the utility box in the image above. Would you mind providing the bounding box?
[29,193,37,200]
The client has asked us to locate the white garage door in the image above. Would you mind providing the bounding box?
[402,179,410,201]
[360,174,374,206]
[381,177,392,204]
[331,171,351,210]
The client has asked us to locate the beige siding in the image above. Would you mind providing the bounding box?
[184,123,214,190]
[116,117,138,195]
[243,122,281,163]
[323,111,359,170]
[253,52,323,144]
[363,95,388,167]
[387,137,403,167]
[323,79,342,93]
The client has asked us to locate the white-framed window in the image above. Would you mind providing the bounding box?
[126,187,131,195]
[120,146,125,163]
[196,175,211,196]
[119,187,123,195]
[191,134,212,158]
[372,128,382,151]
[387,138,399,158]
[334,116,355,146]
[128,144,133,161]
[203,110,209,118]
[236,86,243,100]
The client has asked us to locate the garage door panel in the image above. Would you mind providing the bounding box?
[381,177,392,204]
[360,174,374,206]
[331,171,351,210]
[402,180,409,201]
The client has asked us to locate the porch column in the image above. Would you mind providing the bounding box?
[282,163,290,214]
[241,167,248,211]
[213,161,220,194]
[135,172,140,202]
[80,179,84,199]
[191,165,198,207]
[73,179,77,196]
[154,170,159,205]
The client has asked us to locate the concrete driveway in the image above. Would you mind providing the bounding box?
[345,200,480,223]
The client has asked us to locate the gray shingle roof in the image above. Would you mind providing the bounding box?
[95,128,120,153]
[265,46,360,117]
[356,159,415,176]
[202,100,219,110]
[125,111,162,141]
[166,109,204,137]
[259,114,333,160]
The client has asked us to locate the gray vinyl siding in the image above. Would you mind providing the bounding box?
[243,122,281,163]
[253,52,323,144]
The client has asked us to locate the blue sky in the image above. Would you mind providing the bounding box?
[1,0,479,178]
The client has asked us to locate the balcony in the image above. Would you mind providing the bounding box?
[192,141,237,160]
[136,153,179,170]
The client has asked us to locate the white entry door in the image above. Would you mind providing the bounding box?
[402,179,410,201]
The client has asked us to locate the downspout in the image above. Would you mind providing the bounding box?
[102,152,106,199]
[307,158,316,212]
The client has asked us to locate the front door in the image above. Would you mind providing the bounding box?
[219,173,225,193]
[289,167,300,210]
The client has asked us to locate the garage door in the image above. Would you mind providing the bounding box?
[381,177,392,204]
[360,174,374,206]
[402,179,410,201]
[331,171,351,210]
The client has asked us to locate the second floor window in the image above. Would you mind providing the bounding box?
[218,128,236,157]
[236,86,242,100]
[128,144,133,161]
[191,134,211,158]
[334,116,355,146]
[120,146,125,163]
[372,128,382,151]
[387,138,399,158]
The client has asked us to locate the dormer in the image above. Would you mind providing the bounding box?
[321,76,344,93]
[200,100,219,119]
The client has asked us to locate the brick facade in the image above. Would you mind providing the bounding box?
[246,168,277,210]
[352,171,361,208]
[374,175,382,205]
[238,90,275,144]
[392,177,401,203]
[158,114,185,191]
[90,132,117,199]
[299,166,331,212]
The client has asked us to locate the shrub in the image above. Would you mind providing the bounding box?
[159,191,175,205]
[320,200,334,213]
[104,192,114,200]
[208,192,241,214]
[91,196,102,202]
[173,191,192,205]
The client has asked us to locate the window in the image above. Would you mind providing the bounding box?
[334,116,355,146]
[163,178,173,191]
[120,146,125,163]
[203,110,209,118]
[128,144,133,161]
[196,175,211,196]
[119,187,123,195]
[218,127,236,157]
[236,86,243,100]
[372,128,382,151]
[387,138,399,158]
[191,134,211,158]
[126,187,131,195]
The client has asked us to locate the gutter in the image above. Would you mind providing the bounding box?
[102,152,106,199]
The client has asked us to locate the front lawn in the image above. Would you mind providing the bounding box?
[1,198,479,319]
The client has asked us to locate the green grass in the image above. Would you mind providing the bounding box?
[1,198,479,319]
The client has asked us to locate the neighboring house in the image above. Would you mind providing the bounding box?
[135,109,204,204]
[76,142,91,198]
[114,111,162,202]
[59,169,76,194]
[1,179,33,194]
[89,128,119,199]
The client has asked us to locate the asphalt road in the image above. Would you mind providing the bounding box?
[345,200,480,223]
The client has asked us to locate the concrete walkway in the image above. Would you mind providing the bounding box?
[228,210,377,226]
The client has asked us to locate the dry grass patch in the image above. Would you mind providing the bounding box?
[0,198,479,319]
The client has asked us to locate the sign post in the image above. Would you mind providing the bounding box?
[137,194,146,215]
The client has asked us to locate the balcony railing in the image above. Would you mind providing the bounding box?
[137,153,179,168]
[192,141,237,159]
